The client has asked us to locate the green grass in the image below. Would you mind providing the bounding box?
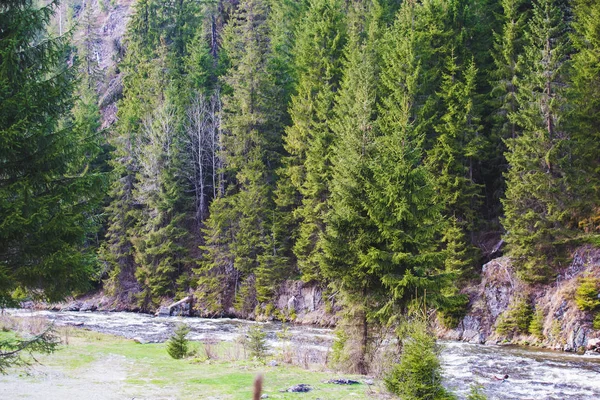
[23,328,390,399]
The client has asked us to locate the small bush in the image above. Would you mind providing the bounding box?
[549,319,562,343]
[385,317,456,400]
[247,324,269,362]
[528,308,545,340]
[329,327,349,371]
[575,278,600,311]
[593,313,600,330]
[202,339,219,360]
[276,323,293,364]
[467,384,487,400]
[495,297,532,336]
[438,294,469,329]
[167,324,190,359]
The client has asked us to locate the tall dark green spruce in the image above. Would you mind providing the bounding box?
[369,0,448,317]
[0,0,105,305]
[321,0,384,374]
[486,0,529,217]
[102,0,201,308]
[197,0,286,315]
[569,0,600,231]
[503,0,574,281]
[282,0,347,282]
[426,54,483,275]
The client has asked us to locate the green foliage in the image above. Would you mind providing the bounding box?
[0,0,106,306]
[502,0,574,282]
[385,316,456,400]
[0,326,60,374]
[593,313,600,330]
[330,327,350,371]
[427,55,483,238]
[200,0,287,308]
[569,0,600,224]
[528,308,545,340]
[247,324,269,362]
[167,324,190,359]
[283,0,347,282]
[574,277,600,311]
[549,319,562,342]
[438,294,470,329]
[496,297,533,336]
[467,384,488,400]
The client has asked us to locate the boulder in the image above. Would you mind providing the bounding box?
[60,302,82,312]
[286,384,312,393]
[80,302,97,312]
[155,307,171,317]
[586,338,600,352]
[325,379,359,385]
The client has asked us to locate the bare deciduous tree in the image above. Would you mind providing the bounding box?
[183,91,222,224]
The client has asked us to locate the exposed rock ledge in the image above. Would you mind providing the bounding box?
[26,246,600,354]
[437,246,600,353]
[30,279,336,326]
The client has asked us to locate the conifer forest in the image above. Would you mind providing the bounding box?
[2,0,600,385]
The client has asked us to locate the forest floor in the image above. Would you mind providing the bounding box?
[0,327,391,399]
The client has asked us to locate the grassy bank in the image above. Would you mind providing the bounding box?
[1,327,392,399]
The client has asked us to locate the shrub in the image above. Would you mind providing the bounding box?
[438,294,469,329]
[167,324,190,359]
[528,308,545,340]
[385,317,456,400]
[329,327,349,371]
[264,303,275,318]
[247,324,269,362]
[549,319,562,342]
[495,297,532,336]
[575,278,600,311]
[276,323,293,364]
[467,384,487,400]
[593,313,600,330]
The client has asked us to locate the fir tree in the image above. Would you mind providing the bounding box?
[198,0,286,313]
[0,0,105,305]
[569,0,600,229]
[369,0,448,315]
[486,0,529,212]
[321,0,384,374]
[503,0,573,281]
[426,54,482,272]
[167,323,190,359]
[282,0,347,282]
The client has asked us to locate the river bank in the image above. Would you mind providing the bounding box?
[5,309,600,399]
[0,325,377,400]
[33,247,600,357]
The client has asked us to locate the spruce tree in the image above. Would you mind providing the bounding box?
[198,0,286,314]
[569,0,600,229]
[502,0,573,281]
[321,0,384,374]
[282,0,347,282]
[0,0,105,305]
[426,55,482,273]
[167,324,190,359]
[486,0,529,213]
[369,0,448,314]
[102,1,202,307]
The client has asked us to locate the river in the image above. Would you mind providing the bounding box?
[7,309,600,399]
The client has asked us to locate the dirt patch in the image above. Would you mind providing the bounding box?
[0,353,177,400]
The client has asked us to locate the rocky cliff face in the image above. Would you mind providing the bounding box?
[438,246,600,353]
[59,0,134,126]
